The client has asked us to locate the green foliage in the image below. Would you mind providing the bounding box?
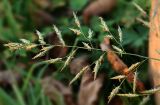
[69,0,88,11]
[0,0,155,105]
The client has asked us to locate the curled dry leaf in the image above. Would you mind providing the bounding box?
[69,55,89,75]
[31,9,54,27]
[78,70,105,105]
[100,37,145,91]
[41,77,75,105]
[83,0,116,24]
[69,55,105,105]
[0,70,21,86]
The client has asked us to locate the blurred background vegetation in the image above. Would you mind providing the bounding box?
[0,0,152,105]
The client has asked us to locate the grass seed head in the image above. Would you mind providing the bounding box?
[73,12,81,28]
[69,28,81,35]
[93,54,104,80]
[82,42,92,51]
[117,93,140,97]
[53,25,65,46]
[108,86,120,103]
[118,26,123,43]
[99,17,109,32]
[69,65,89,85]
[42,58,62,64]
[110,75,126,81]
[36,30,46,45]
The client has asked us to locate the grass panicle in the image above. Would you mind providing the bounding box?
[128,62,141,72]
[32,46,53,59]
[53,25,65,46]
[20,39,31,44]
[82,42,92,51]
[110,75,126,81]
[99,17,109,32]
[61,49,77,71]
[133,72,137,93]
[73,12,80,28]
[118,26,123,43]
[88,28,93,40]
[108,86,120,103]
[69,66,89,85]
[93,54,104,80]
[140,87,160,94]
[36,30,46,45]
[42,58,62,64]
[69,28,81,35]
[117,93,140,97]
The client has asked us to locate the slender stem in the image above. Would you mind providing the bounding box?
[36,44,160,62]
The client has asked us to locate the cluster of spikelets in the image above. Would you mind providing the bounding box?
[4,12,160,104]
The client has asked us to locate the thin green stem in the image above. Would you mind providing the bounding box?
[36,44,160,62]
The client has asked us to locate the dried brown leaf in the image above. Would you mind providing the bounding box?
[41,77,75,105]
[83,0,116,24]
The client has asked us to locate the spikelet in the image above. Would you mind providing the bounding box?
[25,44,37,50]
[61,49,77,71]
[117,93,140,97]
[108,86,120,103]
[128,62,141,72]
[132,2,147,16]
[40,46,53,51]
[36,30,46,45]
[20,39,31,44]
[82,42,92,51]
[133,72,137,93]
[140,87,160,94]
[42,58,62,64]
[53,25,65,46]
[73,12,81,28]
[88,28,93,40]
[32,46,53,59]
[93,54,104,80]
[118,26,123,43]
[110,75,126,81]
[4,43,24,50]
[105,35,113,39]
[69,66,89,85]
[69,28,81,35]
[112,45,123,55]
[136,18,149,27]
[4,42,37,51]
[99,17,109,32]
[139,96,150,105]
